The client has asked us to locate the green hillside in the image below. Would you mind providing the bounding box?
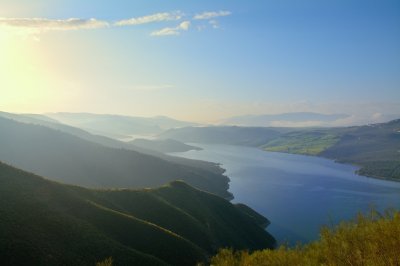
[321,120,400,180]
[262,119,400,180]
[262,130,339,155]
[0,116,231,198]
[0,162,275,266]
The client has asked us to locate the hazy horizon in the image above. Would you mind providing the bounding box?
[1,0,399,124]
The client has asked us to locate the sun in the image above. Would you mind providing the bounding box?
[0,28,53,112]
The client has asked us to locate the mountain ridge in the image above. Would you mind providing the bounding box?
[0,161,275,265]
[0,116,232,198]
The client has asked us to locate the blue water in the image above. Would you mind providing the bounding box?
[171,144,400,245]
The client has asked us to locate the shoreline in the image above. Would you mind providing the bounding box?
[261,148,400,184]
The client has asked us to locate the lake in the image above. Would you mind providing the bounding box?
[170,144,400,245]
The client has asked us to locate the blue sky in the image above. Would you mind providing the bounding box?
[0,0,399,124]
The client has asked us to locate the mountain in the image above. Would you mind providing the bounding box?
[263,119,400,180]
[320,119,400,180]
[0,162,275,266]
[0,111,220,174]
[0,116,231,198]
[130,138,201,153]
[160,119,400,181]
[221,112,349,127]
[159,126,287,146]
[45,112,197,139]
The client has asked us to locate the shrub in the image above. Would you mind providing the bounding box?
[211,209,400,266]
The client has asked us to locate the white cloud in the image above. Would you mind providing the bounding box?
[193,11,231,20]
[115,11,183,26]
[209,19,219,29]
[179,21,191,30]
[0,9,231,37]
[0,17,109,31]
[151,21,191,37]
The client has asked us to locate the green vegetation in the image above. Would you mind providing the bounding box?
[210,209,400,266]
[160,119,400,180]
[96,257,113,266]
[0,162,275,266]
[0,116,232,198]
[262,131,339,155]
[320,120,400,180]
[263,120,400,180]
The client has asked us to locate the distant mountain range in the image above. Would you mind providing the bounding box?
[160,119,400,181]
[0,162,275,265]
[221,112,350,127]
[0,115,231,198]
[160,126,288,146]
[45,112,197,139]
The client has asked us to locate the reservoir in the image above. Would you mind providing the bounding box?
[171,144,400,245]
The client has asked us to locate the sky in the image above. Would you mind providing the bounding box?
[0,0,399,124]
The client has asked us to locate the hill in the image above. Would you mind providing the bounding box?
[159,126,286,146]
[0,111,224,177]
[45,112,197,139]
[161,119,400,181]
[0,116,231,198]
[221,112,349,127]
[0,162,275,265]
[130,138,201,153]
[320,119,400,180]
[263,119,400,180]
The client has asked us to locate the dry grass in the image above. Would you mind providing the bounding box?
[211,209,400,266]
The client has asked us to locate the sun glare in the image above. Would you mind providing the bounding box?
[0,28,54,112]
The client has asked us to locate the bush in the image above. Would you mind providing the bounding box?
[96,257,113,266]
[211,209,400,266]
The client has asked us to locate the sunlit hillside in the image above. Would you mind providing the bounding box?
[210,210,400,266]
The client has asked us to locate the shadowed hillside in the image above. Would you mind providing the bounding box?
[0,116,231,198]
[0,162,275,266]
[0,111,225,178]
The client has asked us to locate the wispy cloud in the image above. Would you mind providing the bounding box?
[151,21,191,36]
[209,19,219,29]
[0,9,231,37]
[0,17,109,31]
[193,11,231,20]
[114,12,183,26]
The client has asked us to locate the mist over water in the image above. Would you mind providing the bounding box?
[171,144,400,245]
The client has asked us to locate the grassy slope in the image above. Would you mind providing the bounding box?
[210,210,400,266]
[0,116,231,198]
[0,162,275,266]
[262,130,339,155]
[262,119,400,180]
[320,120,400,180]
